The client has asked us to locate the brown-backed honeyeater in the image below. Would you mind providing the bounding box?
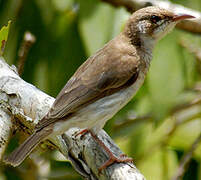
[4,6,195,170]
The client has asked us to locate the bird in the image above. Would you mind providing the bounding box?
[4,6,194,170]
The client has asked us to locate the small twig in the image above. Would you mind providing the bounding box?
[170,95,201,114]
[171,133,201,180]
[17,31,36,76]
[113,114,152,132]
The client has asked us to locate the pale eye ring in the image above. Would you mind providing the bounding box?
[150,15,161,23]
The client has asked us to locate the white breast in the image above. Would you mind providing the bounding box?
[53,72,146,135]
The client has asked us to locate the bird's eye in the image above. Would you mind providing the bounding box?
[150,15,161,23]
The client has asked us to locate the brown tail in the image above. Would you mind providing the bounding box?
[4,129,51,167]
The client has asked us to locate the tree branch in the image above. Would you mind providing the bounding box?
[101,0,201,34]
[0,57,145,180]
[17,31,36,76]
[171,133,201,180]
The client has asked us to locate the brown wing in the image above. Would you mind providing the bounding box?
[36,41,139,130]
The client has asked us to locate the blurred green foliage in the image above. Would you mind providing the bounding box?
[0,0,201,179]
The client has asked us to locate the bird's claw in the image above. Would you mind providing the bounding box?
[75,129,89,139]
[98,154,133,174]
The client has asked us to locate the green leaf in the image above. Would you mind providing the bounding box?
[78,0,115,55]
[0,20,11,56]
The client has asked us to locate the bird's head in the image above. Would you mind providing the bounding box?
[124,6,195,47]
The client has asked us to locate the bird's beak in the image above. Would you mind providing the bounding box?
[173,14,195,22]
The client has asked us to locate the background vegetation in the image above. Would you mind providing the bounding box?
[0,0,201,179]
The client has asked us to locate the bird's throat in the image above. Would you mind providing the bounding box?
[138,35,154,66]
[124,25,154,67]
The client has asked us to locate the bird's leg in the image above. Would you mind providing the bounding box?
[88,130,133,172]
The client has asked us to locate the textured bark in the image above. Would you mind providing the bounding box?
[0,57,145,180]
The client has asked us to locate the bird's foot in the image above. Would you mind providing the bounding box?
[87,130,133,173]
[98,153,133,172]
[76,130,133,172]
[75,129,89,139]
